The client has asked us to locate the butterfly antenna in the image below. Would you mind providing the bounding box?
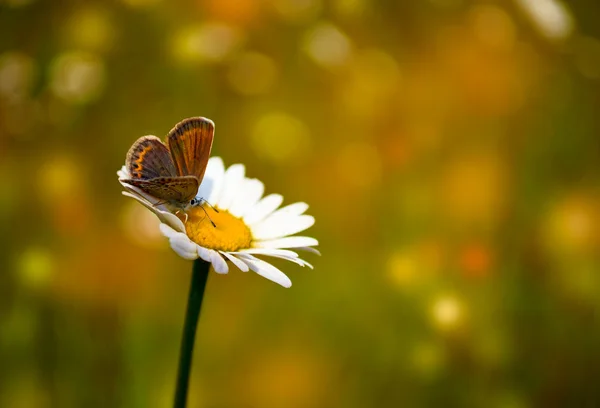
[198,205,217,228]
[198,198,219,213]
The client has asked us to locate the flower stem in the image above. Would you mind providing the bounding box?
[174,259,210,408]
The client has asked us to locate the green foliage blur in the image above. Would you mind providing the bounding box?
[1,0,600,407]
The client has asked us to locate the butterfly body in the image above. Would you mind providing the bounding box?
[121,117,214,211]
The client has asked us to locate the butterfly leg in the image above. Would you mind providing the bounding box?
[175,209,190,223]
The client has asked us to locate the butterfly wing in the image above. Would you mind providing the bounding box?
[167,117,214,181]
[122,176,200,204]
[125,136,178,179]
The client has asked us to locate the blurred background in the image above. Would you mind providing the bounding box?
[1,0,599,407]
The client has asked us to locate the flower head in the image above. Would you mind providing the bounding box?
[118,157,318,287]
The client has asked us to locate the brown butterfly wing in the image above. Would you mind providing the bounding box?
[167,117,214,181]
[126,136,178,179]
[122,176,200,204]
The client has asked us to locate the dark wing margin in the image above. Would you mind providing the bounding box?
[167,117,214,181]
[125,136,178,179]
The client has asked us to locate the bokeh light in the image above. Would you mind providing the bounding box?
[0,52,36,102]
[542,194,598,255]
[16,247,54,290]
[439,153,508,225]
[411,341,446,379]
[172,23,243,64]
[515,0,574,40]
[62,7,115,53]
[303,22,352,69]
[49,51,106,104]
[227,51,279,95]
[430,294,465,331]
[469,4,517,50]
[251,112,311,164]
[387,242,444,290]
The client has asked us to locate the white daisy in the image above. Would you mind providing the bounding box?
[117,157,318,288]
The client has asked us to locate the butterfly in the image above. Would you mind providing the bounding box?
[121,117,214,212]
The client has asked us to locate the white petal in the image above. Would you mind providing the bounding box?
[221,252,249,272]
[158,224,197,259]
[297,246,322,256]
[268,255,313,269]
[270,202,309,218]
[240,249,313,269]
[159,223,179,239]
[170,234,197,252]
[120,182,169,212]
[251,215,315,240]
[216,164,245,211]
[171,239,199,260]
[209,250,229,274]
[239,248,299,258]
[243,194,283,225]
[228,178,265,218]
[198,157,225,204]
[194,245,211,262]
[121,188,157,208]
[160,212,186,233]
[240,249,313,268]
[117,165,129,179]
[291,257,313,268]
[253,236,319,249]
[237,254,292,288]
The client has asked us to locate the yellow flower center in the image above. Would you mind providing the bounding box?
[179,205,253,251]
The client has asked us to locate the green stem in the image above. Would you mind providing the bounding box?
[174,259,210,408]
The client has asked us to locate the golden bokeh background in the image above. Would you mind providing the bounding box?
[1,0,600,406]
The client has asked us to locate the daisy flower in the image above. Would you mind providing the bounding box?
[117,157,318,288]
